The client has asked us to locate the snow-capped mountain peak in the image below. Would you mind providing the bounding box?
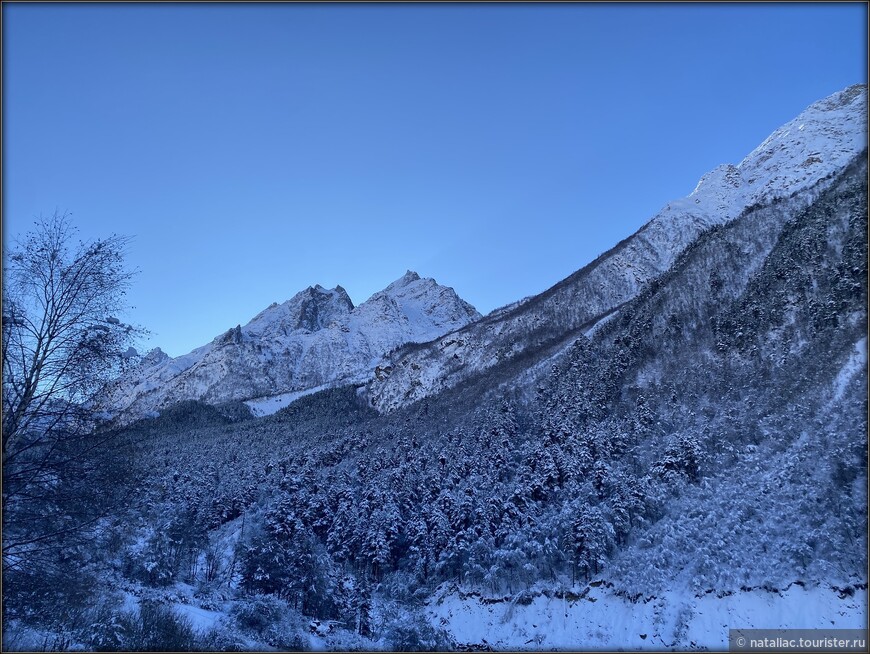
[385,270,422,290]
[384,270,432,292]
[244,284,355,338]
[110,272,480,422]
[141,346,170,366]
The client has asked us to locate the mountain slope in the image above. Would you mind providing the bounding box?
[565,151,868,592]
[104,146,866,650]
[111,271,480,421]
[366,84,867,413]
[10,84,865,653]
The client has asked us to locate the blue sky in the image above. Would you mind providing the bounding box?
[3,2,867,357]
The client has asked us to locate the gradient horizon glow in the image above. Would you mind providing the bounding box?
[3,2,866,356]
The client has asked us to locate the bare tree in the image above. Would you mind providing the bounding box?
[2,212,143,571]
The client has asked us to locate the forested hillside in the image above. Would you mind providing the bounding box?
[4,150,865,651]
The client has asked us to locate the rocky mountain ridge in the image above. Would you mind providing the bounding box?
[365,84,868,412]
[111,85,867,422]
[110,271,480,421]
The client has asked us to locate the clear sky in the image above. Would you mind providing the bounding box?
[3,2,867,357]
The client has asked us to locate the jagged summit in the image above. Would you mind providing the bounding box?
[110,271,481,422]
[244,284,354,338]
[141,347,169,366]
[386,270,422,290]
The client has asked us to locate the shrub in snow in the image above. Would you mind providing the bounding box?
[229,593,309,649]
[230,594,286,634]
[116,602,198,651]
[383,613,453,652]
[127,532,176,587]
[81,605,128,651]
[322,627,378,651]
[3,557,101,635]
[197,625,246,652]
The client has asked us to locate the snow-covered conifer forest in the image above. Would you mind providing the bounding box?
[2,85,867,651]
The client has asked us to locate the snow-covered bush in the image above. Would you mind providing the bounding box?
[115,602,198,651]
[230,594,286,634]
[197,625,247,652]
[382,613,453,652]
[127,532,177,587]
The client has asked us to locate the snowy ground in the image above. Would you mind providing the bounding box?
[170,602,224,632]
[426,582,868,650]
[244,385,332,417]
